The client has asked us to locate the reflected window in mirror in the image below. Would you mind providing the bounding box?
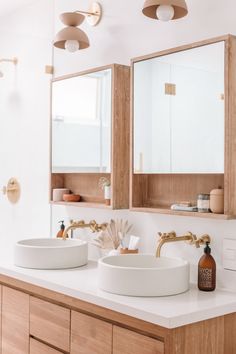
[52,69,112,173]
[133,41,225,174]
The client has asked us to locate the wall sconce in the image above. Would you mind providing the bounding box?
[53,2,102,53]
[142,0,188,21]
[0,57,18,77]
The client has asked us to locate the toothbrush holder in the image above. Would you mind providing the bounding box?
[120,248,139,255]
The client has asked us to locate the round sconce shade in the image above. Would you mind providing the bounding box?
[60,12,85,27]
[142,0,188,20]
[53,26,90,50]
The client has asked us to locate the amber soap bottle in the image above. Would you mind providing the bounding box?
[198,242,216,291]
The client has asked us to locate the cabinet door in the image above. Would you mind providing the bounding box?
[30,297,70,352]
[71,311,112,354]
[113,326,164,354]
[30,338,62,354]
[2,286,29,354]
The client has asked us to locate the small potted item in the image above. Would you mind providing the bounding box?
[98,177,111,206]
[210,187,224,214]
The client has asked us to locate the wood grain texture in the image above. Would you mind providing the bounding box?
[30,338,63,354]
[113,325,164,354]
[132,173,224,210]
[30,296,70,352]
[224,35,236,215]
[224,313,236,354]
[2,286,29,354]
[71,311,112,354]
[111,64,130,209]
[168,317,224,354]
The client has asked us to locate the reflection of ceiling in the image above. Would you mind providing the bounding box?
[0,0,35,17]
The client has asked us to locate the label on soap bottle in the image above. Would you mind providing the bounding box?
[198,268,213,288]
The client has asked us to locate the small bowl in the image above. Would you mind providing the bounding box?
[62,194,81,202]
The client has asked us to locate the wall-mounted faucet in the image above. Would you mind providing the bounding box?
[62,220,108,240]
[156,231,211,257]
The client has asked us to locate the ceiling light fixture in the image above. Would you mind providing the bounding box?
[142,0,188,21]
[53,2,102,53]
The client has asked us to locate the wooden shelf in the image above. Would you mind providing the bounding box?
[130,207,236,220]
[50,201,112,209]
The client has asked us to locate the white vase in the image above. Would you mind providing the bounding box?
[104,185,111,205]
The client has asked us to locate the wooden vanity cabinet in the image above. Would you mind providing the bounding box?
[0,279,236,354]
[130,35,236,219]
[51,64,130,210]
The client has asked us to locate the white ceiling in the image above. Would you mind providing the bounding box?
[0,0,35,17]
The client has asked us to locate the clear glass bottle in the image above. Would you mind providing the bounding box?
[198,242,216,291]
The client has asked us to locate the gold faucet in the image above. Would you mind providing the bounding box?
[156,231,211,257]
[62,220,108,240]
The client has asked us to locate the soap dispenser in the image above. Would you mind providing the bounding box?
[56,221,66,238]
[198,242,216,291]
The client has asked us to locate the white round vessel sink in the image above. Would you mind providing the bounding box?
[14,238,88,269]
[98,254,189,297]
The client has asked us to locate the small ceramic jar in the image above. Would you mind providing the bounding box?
[210,188,224,214]
[52,188,70,202]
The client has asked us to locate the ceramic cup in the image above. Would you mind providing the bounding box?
[52,188,70,202]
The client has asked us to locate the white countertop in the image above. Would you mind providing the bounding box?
[0,250,236,329]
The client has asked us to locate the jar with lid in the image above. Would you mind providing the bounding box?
[197,194,210,213]
[210,187,224,214]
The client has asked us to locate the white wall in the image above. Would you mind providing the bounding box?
[0,0,54,253]
[52,0,236,291]
[1,0,236,291]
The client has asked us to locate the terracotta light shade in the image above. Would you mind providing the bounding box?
[53,2,102,52]
[54,13,89,50]
[142,0,188,20]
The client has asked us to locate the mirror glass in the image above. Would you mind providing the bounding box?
[133,41,225,174]
[52,69,112,173]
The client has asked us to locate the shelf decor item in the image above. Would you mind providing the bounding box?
[99,177,111,205]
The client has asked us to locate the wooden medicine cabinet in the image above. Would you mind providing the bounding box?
[130,35,236,219]
[50,64,130,209]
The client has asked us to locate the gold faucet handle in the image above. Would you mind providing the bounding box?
[158,231,176,240]
[89,220,108,232]
[184,231,197,245]
[195,234,211,248]
[98,223,108,231]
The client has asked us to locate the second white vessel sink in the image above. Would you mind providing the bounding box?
[98,254,189,297]
[14,238,88,269]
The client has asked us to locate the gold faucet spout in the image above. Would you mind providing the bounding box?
[156,231,210,257]
[62,220,108,240]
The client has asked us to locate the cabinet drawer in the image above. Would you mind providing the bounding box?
[113,326,164,354]
[30,297,70,352]
[30,338,63,354]
[2,286,29,354]
[71,311,112,354]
